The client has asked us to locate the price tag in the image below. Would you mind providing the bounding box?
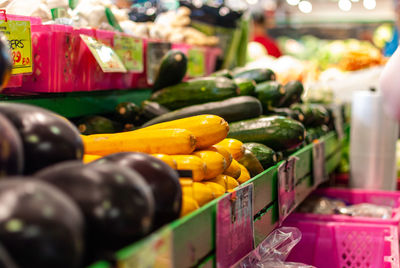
[0,20,32,74]
[216,183,254,268]
[277,156,297,224]
[114,35,143,73]
[80,34,127,73]
[146,42,171,85]
[187,48,205,77]
[118,227,173,268]
[312,140,327,188]
[332,104,344,140]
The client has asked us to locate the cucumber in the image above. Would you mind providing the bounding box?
[255,81,286,112]
[153,50,187,92]
[227,116,306,151]
[291,103,330,127]
[234,78,256,96]
[279,80,304,107]
[305,125,330,144]
[233,68,276,84]
[77,116,116,135]
[238,149,264,177]
[244,143,277,169]
[140,101,170,122]
[210,69,233,79]
[142,96,262,126]
[269,107,304,123]
[114,102,140,123]
[149,77,238,110]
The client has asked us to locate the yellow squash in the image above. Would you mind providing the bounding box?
[140,115,229,149]
[180,195,199,217]
[207,145,233,168]
[193,150,226,179]
[216,138,245,160]
[182,182,214,206]
[207,174,239,191]
[82,128,196,156]
[172,155,207,182]
[237,163,251,184]
[202,182,225,198]
[223,159,241,179]
[82,154,102,164]
[151,154,177,169]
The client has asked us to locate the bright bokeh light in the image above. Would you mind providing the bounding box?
[298,1,312,13]
[363,0,376,10]
[287,0,301,6]
[338,0,352,11]
[247,0,258,5]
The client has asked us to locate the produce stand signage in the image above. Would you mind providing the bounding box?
[146,42,171,85]
[114,35,143,72]
[332,104,345,139]
[216,183,254,267]
[187,48,205,77]
[80,34,127,73]
[118,227,173,268]
[0,18,32,74]
[277,156,297,224]
[313,139,327,188]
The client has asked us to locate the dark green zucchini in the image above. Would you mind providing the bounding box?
[234,78,256,96]
[244,143,277,169]
[114,102,140,123]
[238,149,264,177]
[77,116,116,135]
[153,50,187,92]
[140,101,170,122]
[291,103,330,127]
[227,116,306,151]
[142,96,262,127]
[305,125,330,144]
[149,77,238,110]
[269,107,305,123]
[233,68,276,84]
[255,81,286,112]
[279,80,304,107]
[210,69,233,79]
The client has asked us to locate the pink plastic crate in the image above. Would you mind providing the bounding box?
[288,188,400,230]
[283,220,399,268]
[17,24,75,93]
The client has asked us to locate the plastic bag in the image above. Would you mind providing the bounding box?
[237,227,315,268]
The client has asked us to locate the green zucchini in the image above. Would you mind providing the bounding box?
[233,68,276,84]
[114,102,140,123]
[305,125,330,144]
[77,116,116,135]
[244,143,277,169]
[238,149,264,177]
[153,50,187,92]
[142,96,262,127]
[279,80,304,107]
[255,81,286,112]
[149,77,238,110]
[234,78,256,96]
[227,116,306,151]
[140,101,170,121]
[269,107,305,123]
[291,103,330,127]
[210,69,233,79]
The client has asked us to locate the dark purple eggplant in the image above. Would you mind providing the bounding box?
[0,179,84,268]
[0,103,84,174]
[35,161,155,254]
[0,114,23,176]
[0,242,18,268]
[93,152,182,229]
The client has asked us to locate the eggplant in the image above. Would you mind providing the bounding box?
[0,114,23,176]
[93,152,182,229]
[0,103,84,174]
[0,243,18,268]
[35,161,155,255]
[0,179,84,268]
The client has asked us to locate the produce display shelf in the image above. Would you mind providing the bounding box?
[88,130,343,268]
[0,89,152,118]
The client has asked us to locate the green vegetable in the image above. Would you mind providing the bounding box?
[153,50,187,92]
[210,69,233,79]
[244,143,277,170]
[233,68,275,84]
[238,149,264,177]
[279,80,304,107]
[234,78,256,96]
[78,116,115,135]
[291,103,330,127]
[255,81,286,112]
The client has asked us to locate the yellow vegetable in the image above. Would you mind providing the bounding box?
[223,159,241,179]
[172,155,206,182]
[208,144,233,168]
[82,128,196,156]
[193,150,226,179]
[151,154,177,169]
[140,115,229,149]
[202,182,225,198]
[216,138,245,160]
[182,182,214,206]
[237,163,251,184]
[207,174,239,191]
[180,195,199,217]
[82,154,102,164]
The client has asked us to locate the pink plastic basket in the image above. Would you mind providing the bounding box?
[283,220,399,268]
[288,188,400,230]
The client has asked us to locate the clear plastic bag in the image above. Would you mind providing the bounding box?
[237,227,315,268]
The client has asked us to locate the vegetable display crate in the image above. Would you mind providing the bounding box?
[87,130,343,268]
